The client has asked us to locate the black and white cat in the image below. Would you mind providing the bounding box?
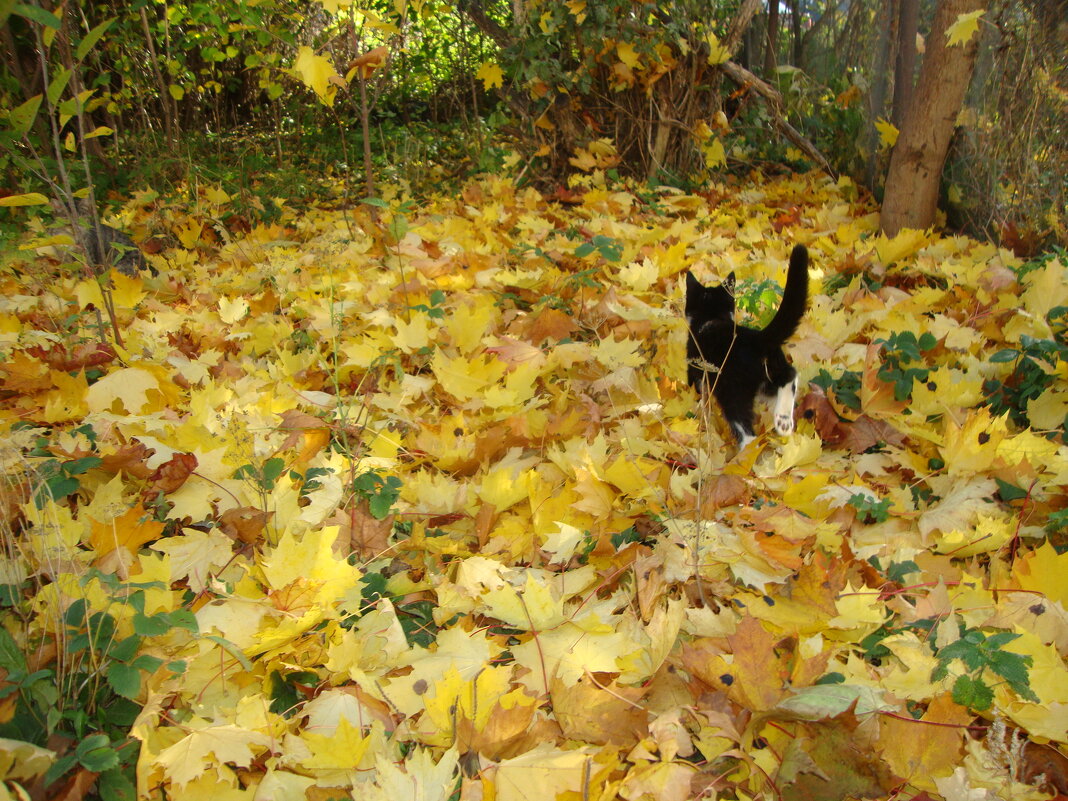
[686,244,809,447]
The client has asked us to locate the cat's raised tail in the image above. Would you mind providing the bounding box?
[759,244,809,346]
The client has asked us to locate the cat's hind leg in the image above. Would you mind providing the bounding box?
[773,377,798,435]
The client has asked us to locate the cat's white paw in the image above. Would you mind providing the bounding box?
[773,379,797,435]
[774,411,794,435]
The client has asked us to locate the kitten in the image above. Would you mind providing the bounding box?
[686,244,809,447]
[50,197,153,277]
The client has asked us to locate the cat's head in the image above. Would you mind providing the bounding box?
[685,271,736,322]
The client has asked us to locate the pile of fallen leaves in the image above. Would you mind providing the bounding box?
[1,170,1067,801]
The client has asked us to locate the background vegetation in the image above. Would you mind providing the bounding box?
[0,0,1065,249]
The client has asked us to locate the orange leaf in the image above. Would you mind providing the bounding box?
[89,503,165,559]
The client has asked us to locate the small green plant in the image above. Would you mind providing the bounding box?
[874,331,937,402]
[352,470,402,520]
[932,626,1039,712]
[985,334,1068,436]
[574,234,623,263]
[811,368,862,412]
[291,466,333,498]
[847,493,891,524]
[234,456,287,491]
[735,278,783,326]
[408,289,447,320]
[23,424,102,509]
[0,576,195,800]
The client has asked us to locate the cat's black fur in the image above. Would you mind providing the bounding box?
[686,244,809,444]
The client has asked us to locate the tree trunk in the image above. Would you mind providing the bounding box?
[865,0,895,189]
[789,0,803,66]
[880,0,986,235]
[763,0,780,77]
[892,0,919,128]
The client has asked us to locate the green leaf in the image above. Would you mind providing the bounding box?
[131,654,164,673]
[107,662,142,699]
[165,609,199,633]
[0,626,27,672]
[7,94,43,138]
[46,67,72,106]
[75,17,115,62]
[108,635,141,663]
[65,456,102,475]
[361,197,389,208]
[952,674,993,711]
[261,457,286,489]
[97,767,137,801]
[133,611,171,637]
[368,493,393,519]
[986,650,1037,701]
[995,478,1028,502]
[76,734,121,772]
[44,753,79,788]
[989,349,1018,363]
[14,2,62,29]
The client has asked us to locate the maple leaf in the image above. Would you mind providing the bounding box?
[364,746,460,801]
[292,46,340,106]
[493,743,601,801]
[299,716,373,773]
[156,724,274,787]
[945,10,985,47]
[88,502,165,570]
[476,60,504,90]
[874,117,900,149]
[552,673,647,746]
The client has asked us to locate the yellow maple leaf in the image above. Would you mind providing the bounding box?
[482,571,566,630]
[495,743,601,801]
[299,716,372,772]
[156,724,273,787]
[945,10,984,47]
[565,0,587,22]
[85,365,172,414]
[774,433,822,472]
[217,296,249,324]
[616,40,640,69]
[874,227,930,264]
[829,581,887,635]
[431,350,508,403]
[1012,541,1068,606]
[476,60,504,90]
[110,271,147,308]
[934,512,1013,557]
[705,31,730,65]
[874,117,899,149]
[703,136,726,169]
[478,464,533,511]
[292,46,340,107]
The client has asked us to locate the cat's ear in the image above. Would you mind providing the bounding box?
[686,272,702,291]
[723,272,736,295]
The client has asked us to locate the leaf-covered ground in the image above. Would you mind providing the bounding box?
[2,171,1068,801]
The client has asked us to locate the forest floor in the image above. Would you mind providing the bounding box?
[2,169,1067,801]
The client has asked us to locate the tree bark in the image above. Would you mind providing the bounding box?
[763,0,780,77]
[724,0,763,57]
[789,0,803,66]
[864,0,894,189]
[880,0,986,235]
[892,0,919,129]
